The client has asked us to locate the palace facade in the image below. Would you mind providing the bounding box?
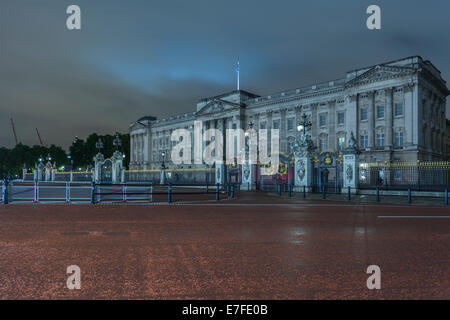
[130,56,449,170]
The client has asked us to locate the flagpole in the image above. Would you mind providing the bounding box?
[236,61,240,91]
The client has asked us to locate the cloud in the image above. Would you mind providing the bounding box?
[0,0,449,148]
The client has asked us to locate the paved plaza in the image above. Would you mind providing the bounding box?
[0,192,448,299]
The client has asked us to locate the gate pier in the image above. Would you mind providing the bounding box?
[342,132,360,194]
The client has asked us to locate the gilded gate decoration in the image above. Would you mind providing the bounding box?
[312,150,343,193]
[101,159,113,183]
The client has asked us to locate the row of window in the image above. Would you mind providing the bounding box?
[359,132,403,148]
[318,131,404,152]
[360,103,403,121]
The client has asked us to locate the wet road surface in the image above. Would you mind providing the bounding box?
[0,193,449,299]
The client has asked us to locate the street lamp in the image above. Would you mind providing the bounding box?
[297,113,312,136]
[96,138,104,153]
[160,151,166,169]
[113,134,122,150]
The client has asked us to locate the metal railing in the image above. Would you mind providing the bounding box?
[359,161,450,192]
[2,181,92,204]
[1,181,238,204]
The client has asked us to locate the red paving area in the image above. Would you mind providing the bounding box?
[0,192,449,299]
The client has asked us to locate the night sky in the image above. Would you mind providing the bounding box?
[1,0,449,149]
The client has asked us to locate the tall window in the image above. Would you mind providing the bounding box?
[287,119,294,131]
[320,137,327,152]
[376,133,385,147]
[319,114,327,126]
[360,108,368,121]
[395,131,403,147]
[337,112,345,125]
[360,135,368,148]
[377,105,385,119]
[394,103,403,116]
[338,137,345,150]
[260,121,266,129]
[273,120,280,129]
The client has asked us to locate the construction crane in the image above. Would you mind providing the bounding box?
[10,118,19,145]
[35,128,45,146]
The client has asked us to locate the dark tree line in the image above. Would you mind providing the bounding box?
[69,133,130,169]
[0,133,130,179]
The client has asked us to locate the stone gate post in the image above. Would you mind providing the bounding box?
[93,152,105,184]
[111,151,124,184]
[343,132,360,194]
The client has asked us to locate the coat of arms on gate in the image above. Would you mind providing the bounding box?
[243,165,250,180]
[296,160,305,181]
[346,164,353,182]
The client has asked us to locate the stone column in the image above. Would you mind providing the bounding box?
[93,153,105,184]
[45,163,52,181]
[111,150,124,184]
[343,132,360,193]
[130,134,135,164]
[294,132,315,192]
[368,91,375,148]
[404,83,415,146]
[385,88,393,148]
[294,154,313,191]
[241,162,254,190]
[215,118,225,185]
[51,164,56,181]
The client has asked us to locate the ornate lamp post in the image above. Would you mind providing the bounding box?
[297,113,312,139]
[294,113,315,191]
[93,138,105,184]
[160,151,166,169]
[113,134,122,151]
[96,138,104,154]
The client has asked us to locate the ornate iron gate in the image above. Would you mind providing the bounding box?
[256,152,293,191]
[312,151,343,193]
[101,159,113,183]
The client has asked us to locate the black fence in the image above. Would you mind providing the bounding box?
[359,162,450,192]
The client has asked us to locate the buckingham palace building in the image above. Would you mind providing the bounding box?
[129,56,449,170]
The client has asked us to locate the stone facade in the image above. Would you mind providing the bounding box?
[130,56,449,170]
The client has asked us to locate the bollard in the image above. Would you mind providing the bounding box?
[347,186,351,201]
[277,184,281,196]
[322,185,326,200]
[445,189,448,207]
[216,183,219,201]
[91,182,95,204]
[289,184,293,197]
[408,188,411,204]
[376,187,380,202]
[303,185,306,198]
[168,184,172,203]
[206,183,208,194]
[231,184,235,198]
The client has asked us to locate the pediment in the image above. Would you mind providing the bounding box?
[196,99,241,116]
[346,65,415,87]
